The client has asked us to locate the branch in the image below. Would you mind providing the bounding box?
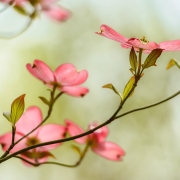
[0,90,179,164]
[14,92,63,145]
[14,143,90,167]
[0,89,63,159]
[115,90,180,120]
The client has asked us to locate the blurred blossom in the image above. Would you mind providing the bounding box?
[0,0,71,22]
[66,120,125,161]
[35,0,71,21]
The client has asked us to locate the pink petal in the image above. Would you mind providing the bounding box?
[54,64,78,85]
[44,6,71,22]
[0,132,12,151]
[54,63,88,86]
[61,86,89,97]
[14,0,27,6]
[37,124,66,150]
[0,132,27,153]
[26,60,54,84]
[159,40,180,51]
[0,0,27,5]
[16,106,42,136]
[66,70,88,86]
[0,0,10,4]
[127,38,160,51]
[65,119,87,144]
[88,122,108,142]
[40,0,56,8]
[92,141,125,161]
[96,24,128,43]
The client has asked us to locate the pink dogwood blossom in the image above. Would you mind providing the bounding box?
[0,0,70,22]
[38,0,71,21]
[0,0,27,6]
[0,106,66,166]
[26,60,89,97]
[66,120,125,161]
[96,24,180,53]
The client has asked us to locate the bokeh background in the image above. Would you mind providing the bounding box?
[0,0,180,179]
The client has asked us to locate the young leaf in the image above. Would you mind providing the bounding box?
[142,49,163,69]
[38,151,56,159]
[71,145,82,156]
[123,76,135,100]
[39,96,50,106]
[10,94,26,126]
[3,112,11,122]
[166,59,180,69]
[129,47,137,73]
[102,83,122,99]
[29,0,39,6]
[22,151,55,159]
[13,6,28,16]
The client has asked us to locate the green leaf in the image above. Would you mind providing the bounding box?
[39,96,50,106]
[10,94,26,126]
[38,151,56,159]
[3,112,11,122]
[29,0,39,6]
[129,47,137,73]
[22,151,55,159]
[71,145,82,156]
[142,49,163,69]
[102,83,122,100]
[13,6,28,16]
[30,11,37,19]
[166,59,180,69]
[123,76,135,100]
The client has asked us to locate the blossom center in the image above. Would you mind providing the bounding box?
[140,36,149,44]
[29,0,40,6]
[49,81,62,88]
[98,29,104,34]
[26,137,40,146]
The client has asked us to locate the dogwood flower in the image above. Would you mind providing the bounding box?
[26,60,89,97]
[37,0,71,21]
[96,24,180,53]
[0,106,66,166]
[0,0,70,22]
[66,120,125,161]
[0,0,27,6]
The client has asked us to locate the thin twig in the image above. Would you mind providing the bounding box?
[14,143,90,167]
[14,92,63,145]
[0,88,63,159]
[0,90,179,164]
[115,90,180,120]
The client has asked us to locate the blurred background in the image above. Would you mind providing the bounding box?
[0,0,180,179]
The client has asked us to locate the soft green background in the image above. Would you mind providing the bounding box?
[0,0,180,179]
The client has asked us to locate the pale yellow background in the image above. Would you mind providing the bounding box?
[0,0,180,179]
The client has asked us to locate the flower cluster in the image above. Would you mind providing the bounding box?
[0,107,125,166]
[0,106,66,166]
[0,60,124,166]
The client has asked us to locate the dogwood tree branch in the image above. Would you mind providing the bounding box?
[0,89,179,164]
[14,143,90,167]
